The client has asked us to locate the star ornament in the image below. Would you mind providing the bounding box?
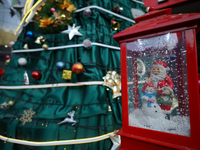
[61,24,82,40]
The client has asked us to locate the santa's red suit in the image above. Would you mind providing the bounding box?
[154,74,174,111]
[150,60,174,112]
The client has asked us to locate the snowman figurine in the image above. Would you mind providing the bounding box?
[140,82,163,118]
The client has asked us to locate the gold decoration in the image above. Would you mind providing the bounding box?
[67,4,76,12]
[23,43,29,49]
[5,59,10,65]
[111,20,120,30]
[103,71,121,99]
[60,0,70,9]
[42,43,48,50]
[40,36,46,43]
[62,70,72,80]
[108,105,112,112]
[61,14,66,21]
[35,36,46,44]
[60,0,76,12]
[35,36,42,44]
[19,108,36,125]
[8,100,15,106]
[39,17,53,27]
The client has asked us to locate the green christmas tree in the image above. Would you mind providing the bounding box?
[0,0,145,149]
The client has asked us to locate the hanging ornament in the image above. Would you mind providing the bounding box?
[103,75,115,90]
[114,74,121,91]
[23,43,29,50]
[1,102,8,109]
[72,63,84,74]
[61,24,82,40]
[5,59,10,65]
[35,36,46,44]
[8,100,15,106]
[31,71,41,80]
[61,14,66,20]
[108,105,112,112]
[57,111,76,126]
[56,61,65,70]
[26,31,34,38]
[18,58,27,66]
[20,108,36,125]
[112,85,121,99]
[113,5,123,13]
[83,39,92,49]
[62,70,72,80]
[111,20,120,30]
[24,71,29,85]
[51,7,55,12]
[5,55,11,59]
[83,8,92,17]
[145,7,155,13]
[42,43,48,50]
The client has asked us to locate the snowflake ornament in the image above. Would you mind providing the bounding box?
[20,108,36,125]
[1,102,8,109]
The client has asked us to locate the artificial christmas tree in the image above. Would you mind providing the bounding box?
[0,0,145,150]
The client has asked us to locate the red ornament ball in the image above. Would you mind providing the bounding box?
[31,71,41,80]
[72,63,84,74]
[149,7,155,12]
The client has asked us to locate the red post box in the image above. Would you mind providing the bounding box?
[113,8,200,150]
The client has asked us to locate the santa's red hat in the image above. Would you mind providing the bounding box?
[142,82,154,92]
[152,60,170,71]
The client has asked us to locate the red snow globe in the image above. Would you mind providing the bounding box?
[113,8,200,149]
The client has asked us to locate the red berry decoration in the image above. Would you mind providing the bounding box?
[31,71,41,80]
[72,63,84,74]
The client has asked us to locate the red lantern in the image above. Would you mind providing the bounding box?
[31,71,41,80]
[113,8,200,150]
[72,63,84,74]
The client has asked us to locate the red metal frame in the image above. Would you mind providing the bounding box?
[113,8,200,149]
[143,0,196,10]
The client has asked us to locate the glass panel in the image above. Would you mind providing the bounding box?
[127,32,190,136]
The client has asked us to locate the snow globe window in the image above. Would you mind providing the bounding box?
[127,32,191,136]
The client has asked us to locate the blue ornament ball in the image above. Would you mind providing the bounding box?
[27,31,34,38]
[56,62,65,70]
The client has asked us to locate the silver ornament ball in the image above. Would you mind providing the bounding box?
[83,39,92,49]
[18,58,27,66]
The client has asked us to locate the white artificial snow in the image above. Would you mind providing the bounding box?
[129,109,190,136]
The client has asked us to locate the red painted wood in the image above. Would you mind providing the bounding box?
[113,8,200,150]
[143,0,188,10]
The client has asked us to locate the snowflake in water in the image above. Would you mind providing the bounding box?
[20,108,36,125]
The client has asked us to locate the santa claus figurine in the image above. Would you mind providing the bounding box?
[147,60,174,115]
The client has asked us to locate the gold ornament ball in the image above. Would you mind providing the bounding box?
[61,14,66,21]
[42,44,48,50]
[5,59,10,65]
[8,100,15,106]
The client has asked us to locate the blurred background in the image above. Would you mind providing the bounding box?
[0,0,25,71]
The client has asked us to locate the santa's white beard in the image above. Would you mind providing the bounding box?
[150,69,167,83]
